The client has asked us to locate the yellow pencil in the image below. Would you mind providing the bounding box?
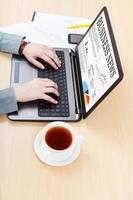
[66,23,91,29]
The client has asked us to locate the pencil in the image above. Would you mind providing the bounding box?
[66,23,91,29]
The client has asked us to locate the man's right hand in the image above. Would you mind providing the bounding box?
[14,78,59,104]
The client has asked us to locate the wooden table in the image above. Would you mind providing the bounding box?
[0,1,133,200]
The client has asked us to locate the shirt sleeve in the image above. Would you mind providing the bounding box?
[0,87,18,115]
[0,32,24,55]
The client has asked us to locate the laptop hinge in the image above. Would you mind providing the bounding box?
[69,50,82,114]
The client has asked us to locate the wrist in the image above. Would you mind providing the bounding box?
[14,86,21,102]
[19,39,30,55]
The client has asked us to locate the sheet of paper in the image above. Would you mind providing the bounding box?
[33,12,93,48]
[0,12,93,48]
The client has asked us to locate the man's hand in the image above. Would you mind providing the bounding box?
[14,78,59,104]
[22,43,61,70]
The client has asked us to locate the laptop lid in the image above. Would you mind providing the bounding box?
[75,7,124,119]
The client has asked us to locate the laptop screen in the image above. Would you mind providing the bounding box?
[76,7,123,118]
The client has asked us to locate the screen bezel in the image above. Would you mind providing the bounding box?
[75,6,124,119]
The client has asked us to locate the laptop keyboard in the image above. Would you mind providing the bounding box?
[38,50,70,117]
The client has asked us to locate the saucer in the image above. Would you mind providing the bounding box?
[33,133,81,166]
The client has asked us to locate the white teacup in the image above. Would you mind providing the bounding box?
[37,121,84,165]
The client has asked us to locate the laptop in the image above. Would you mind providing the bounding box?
[8,7,123,121]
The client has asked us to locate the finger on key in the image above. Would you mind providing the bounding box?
[42,94,58,104]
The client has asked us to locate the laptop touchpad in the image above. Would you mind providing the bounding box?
[14,61,37,83]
